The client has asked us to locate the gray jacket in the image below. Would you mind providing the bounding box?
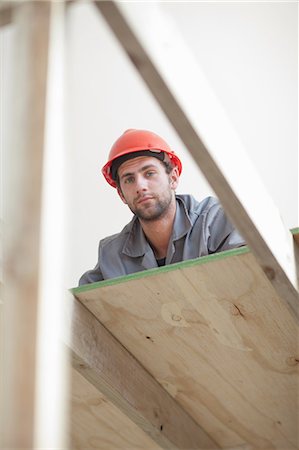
[79,195,245,285]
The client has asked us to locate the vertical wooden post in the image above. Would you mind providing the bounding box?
[0,2,68,448]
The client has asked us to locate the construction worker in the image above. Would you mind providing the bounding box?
[79,129,245,285]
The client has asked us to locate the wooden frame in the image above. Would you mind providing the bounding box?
[95,1,299,320]
[1,2,68,448]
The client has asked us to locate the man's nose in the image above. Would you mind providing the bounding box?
[136,175,147,193]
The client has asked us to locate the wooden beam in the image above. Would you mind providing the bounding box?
[67,296,219,450]
[1,1,51,445]
[94,1,299,319]
[1,2,52,447]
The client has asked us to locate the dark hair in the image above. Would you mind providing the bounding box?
[116,159,173,189]
[111,150,165,182]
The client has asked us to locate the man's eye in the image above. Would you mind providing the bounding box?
[124,176,134,184]
[146,171,155,177]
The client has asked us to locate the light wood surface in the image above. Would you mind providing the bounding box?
[1,2,51,447]
[69,299,218,449]
[74,246,299,449]
[95,1,299,320]
[71,368,162,450]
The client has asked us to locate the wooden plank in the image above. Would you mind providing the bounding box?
[74,245,299,449]
[67,297,219,450]
[94,1,299,320]
[0,2,51,447]
[71,368,162,450]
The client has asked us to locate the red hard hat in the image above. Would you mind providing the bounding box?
[102,129,183,188]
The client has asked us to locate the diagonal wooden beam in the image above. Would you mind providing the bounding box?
[67,296,219,450]
[94,1,299,320]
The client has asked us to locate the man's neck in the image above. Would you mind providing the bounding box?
[139,200,176,260]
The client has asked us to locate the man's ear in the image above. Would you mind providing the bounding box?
[170,166,179,190]
[117,186,127,204]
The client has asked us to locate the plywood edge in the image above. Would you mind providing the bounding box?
[292,227,299,246]
[72,245,250,294]
[68,298,219,450]
[73,226,299,294]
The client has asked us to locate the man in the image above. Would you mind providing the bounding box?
[79,129,245,285]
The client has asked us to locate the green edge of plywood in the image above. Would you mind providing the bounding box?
[72,228,299,295]
[70,228,299,295]
[71,245,250,294]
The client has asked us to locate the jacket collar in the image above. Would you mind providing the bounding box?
[122,216,150,257]
[171,195,193,240]
[122,195,192,258]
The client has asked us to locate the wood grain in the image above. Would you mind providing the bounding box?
[71,368,162,449]
[75,249,299,449]
[69,299,218,449]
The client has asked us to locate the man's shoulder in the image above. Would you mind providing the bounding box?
[99,217,136,250]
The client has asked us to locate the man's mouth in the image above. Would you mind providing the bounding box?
[136,195,154,204]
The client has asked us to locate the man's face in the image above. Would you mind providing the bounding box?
[117,156,179,221]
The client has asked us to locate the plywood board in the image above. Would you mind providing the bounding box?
[69,297,218,449]
[74,245,299,449]
[71,368,161,450]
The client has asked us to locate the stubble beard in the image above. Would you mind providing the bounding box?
[130,193,173,222]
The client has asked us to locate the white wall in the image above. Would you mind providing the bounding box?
[66,1,298,288]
